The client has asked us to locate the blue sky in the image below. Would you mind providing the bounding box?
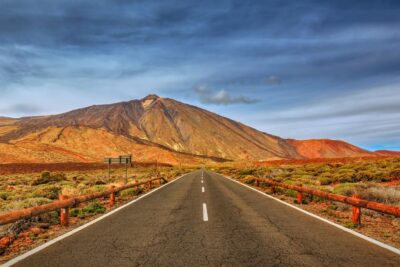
[0,0,399,151]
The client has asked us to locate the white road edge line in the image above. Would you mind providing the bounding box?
[3,173,190,267]
[218,172,400,256]
[202,186,205,193]
[203,203,208,221]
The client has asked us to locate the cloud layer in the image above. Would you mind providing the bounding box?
[0,0,399,150]
[194,86,258,105]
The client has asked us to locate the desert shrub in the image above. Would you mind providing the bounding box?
[356,185,400,205]
[318,176,332,185]
[389,170,400,179]
[333,183,357,196]
[120,187,143,198]
[292,169,309,176]
[345,221,358,228]
[38,211,60,225]
[338,175,355,183]
[374,172,391,182]
[94,180,106,185]
[61,186,81,197]
[31,185,61,200]
[32,172,66,185]
[81,185,106,194]
[3,197,52,211]
[283,189,297,198]
[352,171,376,182]
[239,168,257,176]
[243,176,256,184]
[69,208,79,217]
[70,202,106,219]
[0,191,10,200]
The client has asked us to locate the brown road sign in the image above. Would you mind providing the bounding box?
[104,154,132,164]
[104,155,133,183]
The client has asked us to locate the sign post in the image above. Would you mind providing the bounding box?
[104,154,132,183]
[108,158,111,180]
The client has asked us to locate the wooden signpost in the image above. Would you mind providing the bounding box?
[104,154,132,183]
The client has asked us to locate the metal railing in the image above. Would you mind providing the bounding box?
[253,177,400,224]
[0,177,168,226]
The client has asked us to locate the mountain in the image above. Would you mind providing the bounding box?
[375,150,400,157]
[0,95,391,164]
[0,95,299,164]
[287,139,376,159]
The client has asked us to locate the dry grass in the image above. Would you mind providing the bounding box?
[213,157,400,205]
[0,165,194,213]
[356,185,400,205]
[0,164,193,260]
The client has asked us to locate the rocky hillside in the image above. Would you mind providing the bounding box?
[0,95,299,163]
[0,95,395,164]
[287,139,376,159]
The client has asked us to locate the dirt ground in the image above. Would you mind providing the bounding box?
[0,162,172,175]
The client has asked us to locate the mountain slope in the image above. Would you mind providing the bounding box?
[0,95,391,164]
[0,126,215,164]
[375,150,400,157]
[287,139,376,159]
[0,95,300,163]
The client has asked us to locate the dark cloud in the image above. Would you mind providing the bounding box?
[0,0,399,149]
[194,85,258,105]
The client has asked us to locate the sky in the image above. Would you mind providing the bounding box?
[0,0,399,151]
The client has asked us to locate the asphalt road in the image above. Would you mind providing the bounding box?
[10,170,400,267]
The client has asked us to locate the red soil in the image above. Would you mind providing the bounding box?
[287,139,375,159]
[0,162,172,175]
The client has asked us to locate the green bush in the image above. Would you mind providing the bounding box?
[70,202,106,219]
[244,177,256,184]
[345,221,359,228]
[120,187,143,197]
[284,189,297,198]
[239,169,257,176]
[333,183,357,196]
[318,176,332,185]
[0,191,10,200]
[32,172,66,185]
[38,211,60,225]
[31,185,61,200]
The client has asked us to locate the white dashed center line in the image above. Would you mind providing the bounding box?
[203,203,208,221]
[202,186,205,193]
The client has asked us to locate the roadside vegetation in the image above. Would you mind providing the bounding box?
[0,164,193,260]
[214,157,400,206]
[211,157,400,249]
[0,165,191,213]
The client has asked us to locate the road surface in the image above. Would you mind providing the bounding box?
[10,170,400,266]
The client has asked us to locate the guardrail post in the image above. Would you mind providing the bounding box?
[149,180,152,189]
[59,194,69,227]
[256,179,260,187]
[352,194,361,225]
[296,185,303,204]
[109,186,115,207]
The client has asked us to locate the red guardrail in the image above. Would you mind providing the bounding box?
[253,178,400,225]
[0,177,168,226]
